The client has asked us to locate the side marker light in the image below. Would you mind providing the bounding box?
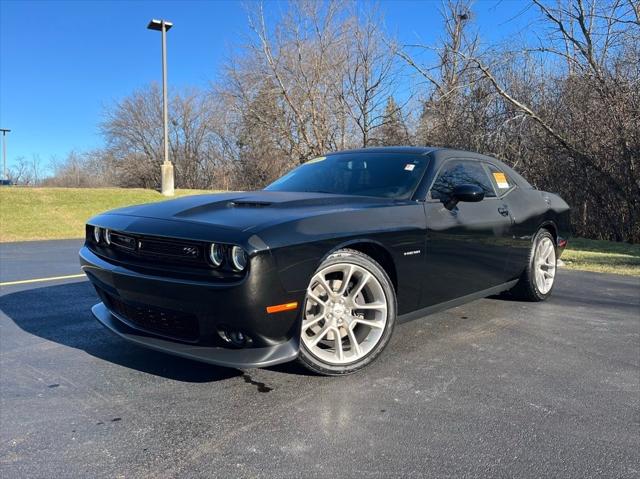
[266,302,299,314]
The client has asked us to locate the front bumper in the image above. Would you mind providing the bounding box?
[91,303,299,368]
[80,245,303,369]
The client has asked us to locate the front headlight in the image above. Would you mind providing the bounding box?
[231,246,248,271]
[104,229,112,245]
[93,226,102,243]
[209,243,224,267]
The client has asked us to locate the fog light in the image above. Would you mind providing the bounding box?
[93,226,101,243]
[218,327,252,348]
[230,331,245,345]
[231,246,248,271]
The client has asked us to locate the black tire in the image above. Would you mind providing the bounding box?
[509,229,557,302]
[297,248,397,376]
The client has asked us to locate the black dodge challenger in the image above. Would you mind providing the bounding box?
[80,147,570,375]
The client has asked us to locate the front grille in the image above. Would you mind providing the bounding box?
[99,230,209,268]
[103,292,199,342]
[138,238,203,262]
[87,227,247,281]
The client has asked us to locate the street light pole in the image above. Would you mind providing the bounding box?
[0,129,10,181]
[147,19,174,196]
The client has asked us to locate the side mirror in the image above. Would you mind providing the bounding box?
[445,184,485,210]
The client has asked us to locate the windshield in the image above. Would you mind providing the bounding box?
[265,153,429,199]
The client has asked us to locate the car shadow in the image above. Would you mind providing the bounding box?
[0,281,242,383]
[487,291,524,302]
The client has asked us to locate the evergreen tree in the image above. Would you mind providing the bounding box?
[236,81,290,189]
[377,97,410,146]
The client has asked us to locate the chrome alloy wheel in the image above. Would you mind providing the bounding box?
[534,236,556,294]
[301,263,389,365]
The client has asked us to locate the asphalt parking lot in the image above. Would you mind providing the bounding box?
[1,240,638,478]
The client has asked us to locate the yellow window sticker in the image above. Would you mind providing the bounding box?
[493,172,510,189]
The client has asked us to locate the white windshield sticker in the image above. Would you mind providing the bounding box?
[404,164,416,171]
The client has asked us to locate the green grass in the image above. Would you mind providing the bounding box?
[562,238,640,276]
[0,187,216,242]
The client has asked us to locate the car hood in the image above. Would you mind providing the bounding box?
[103,190,394,233]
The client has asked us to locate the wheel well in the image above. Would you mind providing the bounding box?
[346,242,398,292]
[541,223,557,242]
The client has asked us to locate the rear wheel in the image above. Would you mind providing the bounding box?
[298,249,396,375]
[509,229,557,301]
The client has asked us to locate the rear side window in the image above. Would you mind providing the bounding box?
[486,163,515,196]
[430,160,496,201]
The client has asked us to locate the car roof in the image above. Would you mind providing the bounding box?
[327,146,440,156]
[327,146,503,160]
[326,146,533,189]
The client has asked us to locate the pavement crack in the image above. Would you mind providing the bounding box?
[241,373,273,393]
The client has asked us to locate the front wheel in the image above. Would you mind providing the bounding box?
[297,249,396,376]
[509,229,557,301]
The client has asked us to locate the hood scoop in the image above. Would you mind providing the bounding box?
[230,200,273,208]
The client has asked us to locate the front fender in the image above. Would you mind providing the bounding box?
[255,203,427,315]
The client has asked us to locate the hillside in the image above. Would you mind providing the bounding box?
[0,187,214,242]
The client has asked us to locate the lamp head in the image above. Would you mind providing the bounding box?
[147,19,173,31]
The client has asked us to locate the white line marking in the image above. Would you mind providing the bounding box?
[0,273,86,287]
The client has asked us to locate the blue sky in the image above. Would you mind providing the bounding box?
[0,0,537,171]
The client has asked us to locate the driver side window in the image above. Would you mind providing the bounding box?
[430,160,496,201]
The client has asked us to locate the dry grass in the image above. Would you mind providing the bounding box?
[562,238,639,276]
[0,187,215,242]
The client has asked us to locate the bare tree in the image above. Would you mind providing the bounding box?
[44,150,115,187]
[100,83,230,190]
[7,155,44,185]
[246,1,350,160]
[466,0,640,241]
[341,5,401,147]
[51,0,637,242]
[7,156,29,185]
[400,0,639,242]
[399,0,480,147]
[219,0,406,187]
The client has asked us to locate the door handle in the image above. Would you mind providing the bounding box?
[498,206,509,217]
